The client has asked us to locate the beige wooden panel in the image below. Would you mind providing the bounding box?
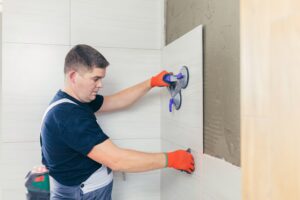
[241,0,300,199]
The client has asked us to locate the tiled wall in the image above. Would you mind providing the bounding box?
[0,0,163,199]
[160,26,241,200]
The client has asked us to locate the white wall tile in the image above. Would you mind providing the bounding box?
[161,140,202,200]
[112,139,161,200]
[161,26,203,153]
[161,25,204,199]
[1,189,26,200]
[113,171,160,200]
[96,47,161,140]
[2,44,70,142]
[113,138,161,152]
[71,0,163,49]
[160,25,241,200]
[161,170,202,200]
[0,142,41,191]
[3,0,70,45]
[161,140,241,200]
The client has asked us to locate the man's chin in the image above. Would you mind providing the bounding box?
[82,96,95,103]
[89,95,96,101]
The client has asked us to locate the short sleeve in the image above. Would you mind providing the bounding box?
[61,107,108,155]
[88,95,104,112]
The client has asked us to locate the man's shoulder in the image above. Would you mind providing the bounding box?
[50,101,85,119]
[44,101,85,126]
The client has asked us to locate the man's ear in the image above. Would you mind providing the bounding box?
[68,70,77,84]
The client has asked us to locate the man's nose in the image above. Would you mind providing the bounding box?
[96,80,103,88]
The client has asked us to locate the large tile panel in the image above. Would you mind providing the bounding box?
[2,44,70,142]
[3,0,69,45]
[71,0,163,49]
[0,142,41,191]
[112,139,161,200]
[160,25,241,200]
[113,171,160,200]
[113,138,161,152]
[161,25,203,153]
[161,139,241,200]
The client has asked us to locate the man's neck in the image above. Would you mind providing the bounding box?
[62,87,81,102]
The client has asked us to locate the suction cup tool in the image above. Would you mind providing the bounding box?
[165,66,189,112]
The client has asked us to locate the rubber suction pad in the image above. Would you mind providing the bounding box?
[173,91,182,110]
[179,66,189,89]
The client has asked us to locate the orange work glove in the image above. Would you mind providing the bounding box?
[165,150,195,173]
[150,70,170,88]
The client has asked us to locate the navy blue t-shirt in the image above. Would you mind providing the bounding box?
[40,90,109,186]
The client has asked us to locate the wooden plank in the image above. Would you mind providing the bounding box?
[241,0,300,199]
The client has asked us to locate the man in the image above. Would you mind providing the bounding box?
[40,44,195,200]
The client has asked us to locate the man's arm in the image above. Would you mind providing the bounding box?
[88,139,165,172]
[97,71,170,113]
[98,79,151,113]
[87,139,195,173]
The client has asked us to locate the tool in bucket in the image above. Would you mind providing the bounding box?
[25,165,50,200]
[163,66,190,112]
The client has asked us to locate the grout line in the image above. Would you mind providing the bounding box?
[3,42,70,47]
[91,45,162,51]
[3,41,163,51]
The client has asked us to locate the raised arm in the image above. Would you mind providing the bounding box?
[97,70,170,113]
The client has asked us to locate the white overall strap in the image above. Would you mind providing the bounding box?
[41,98,78,125]
[80,165,113,194]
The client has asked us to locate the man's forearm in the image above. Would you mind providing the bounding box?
[113,79,152,109]
[88,140,195,173]
[112,149,166,172]
[99,71,170,113]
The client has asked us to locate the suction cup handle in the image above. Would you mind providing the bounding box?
[169,98,174,112]
[163,74,172,84]
[176,73,184,79]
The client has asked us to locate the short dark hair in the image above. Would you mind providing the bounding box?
[64,44,109,74]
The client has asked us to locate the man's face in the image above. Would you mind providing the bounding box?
[73,67,106,103]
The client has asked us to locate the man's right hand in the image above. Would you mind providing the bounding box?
[166,150,195,173]
[150,70,170,88]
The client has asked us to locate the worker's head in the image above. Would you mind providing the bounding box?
[64,44,109,102]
